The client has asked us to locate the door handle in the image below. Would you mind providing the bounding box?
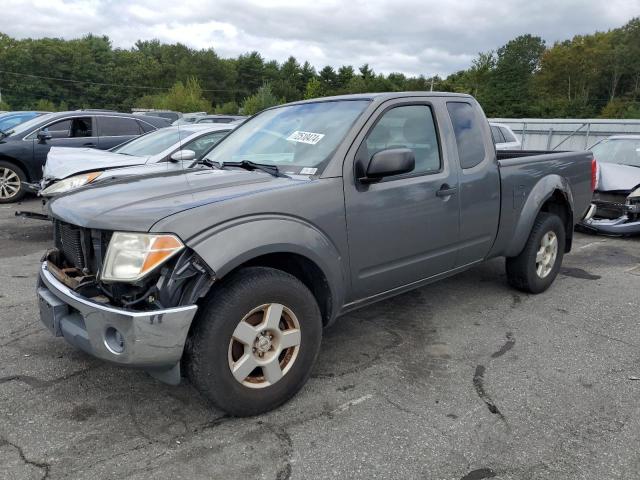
[436,185,457,197]
[83,142,96,147]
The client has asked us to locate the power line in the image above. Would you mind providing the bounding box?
[0,70,236,93]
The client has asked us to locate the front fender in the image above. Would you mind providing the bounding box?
[187,215,346,317]
[504,174,574,257]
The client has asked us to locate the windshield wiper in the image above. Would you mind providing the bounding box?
[189,158,219,169]
[222,160,289,178]
[190,158,288,177]
[0,128,11,139]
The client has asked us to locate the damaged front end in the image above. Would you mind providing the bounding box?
[580,187,640,235]
[37,220,215,384]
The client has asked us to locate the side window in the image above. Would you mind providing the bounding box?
[138,120,156,133]
[491,125,505,144]
[69,117,93,138]
[447,102,486,169]
[363,105,441,175]
[98,117,142,136]
[183,131,229,158]
[45,119,72,138]
[500,126,517,143]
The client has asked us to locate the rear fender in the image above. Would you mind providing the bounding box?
[505,175,574,257]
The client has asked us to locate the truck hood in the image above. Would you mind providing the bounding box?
[48,167,309,231]
[597,162,640,192]
[43,147,148,180]
[92,161,183,183]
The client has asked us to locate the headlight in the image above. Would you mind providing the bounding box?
[41,171,102,196]
[101,232,184,282]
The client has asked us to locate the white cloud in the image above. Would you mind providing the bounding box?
[2,0,637,76]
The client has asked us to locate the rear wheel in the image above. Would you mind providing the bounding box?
[0,161,26,203]
[506,212,565,294]
[186,267,322,416]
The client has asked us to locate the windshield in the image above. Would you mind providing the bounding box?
[0,113,38,131]
[591,138,640,168]
[5,112,58,136]
[203,100,370,174]
[114,127,196,156]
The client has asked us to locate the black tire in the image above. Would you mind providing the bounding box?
[186,266,323,416]
[506,212,565,294]
[0,160,26,204]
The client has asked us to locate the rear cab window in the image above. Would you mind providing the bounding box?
[446,102,486,169]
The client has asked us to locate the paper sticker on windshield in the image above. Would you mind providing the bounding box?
[287,131,325,145]
[300,167,318,175]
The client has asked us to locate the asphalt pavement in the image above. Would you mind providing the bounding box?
[1,198,640,480]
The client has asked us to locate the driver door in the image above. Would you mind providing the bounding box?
[344,101,460,301]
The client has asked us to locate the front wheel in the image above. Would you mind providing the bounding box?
[186,267,323,416]
[506,212,566,294]
[0,161,26,203]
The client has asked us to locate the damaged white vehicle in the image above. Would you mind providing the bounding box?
[580,135,640,235]
[32,124,235,198]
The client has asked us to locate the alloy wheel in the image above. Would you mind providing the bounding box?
[535,231,558,278]
[0,167,21,200]
[227,303,301,389]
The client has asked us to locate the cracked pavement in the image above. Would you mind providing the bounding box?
[1,199,640,479]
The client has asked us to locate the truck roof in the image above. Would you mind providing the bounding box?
[288,91,474,105]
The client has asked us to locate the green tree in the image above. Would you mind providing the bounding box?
[215,101,239,114]
[344,76,367,94]
[319,65,338,91]
[337,65,355,89]
[484,34,546,117]
[33,99,57,111]
[136,77,210,112]
[241,83,282,115]
[1,17,640,118]
[236,51,265,98]
[359,64,374,80]
[300,61,316,88]
[304,77,325,99]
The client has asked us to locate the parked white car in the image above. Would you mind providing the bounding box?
[37,124,236,197]
[490,123,521,150]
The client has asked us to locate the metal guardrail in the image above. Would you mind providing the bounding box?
[490,118,640,151]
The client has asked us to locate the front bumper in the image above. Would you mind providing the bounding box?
[580,215,640,235]
[579,199,640,235]
[38,261,198,376]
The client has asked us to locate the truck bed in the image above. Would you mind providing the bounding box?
[489,149,594,258]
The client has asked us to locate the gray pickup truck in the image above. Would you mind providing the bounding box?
[37,93,594,416]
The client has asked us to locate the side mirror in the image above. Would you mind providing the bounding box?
[170,149,196,162]
[359,148,415,183]
[37,130,52,143]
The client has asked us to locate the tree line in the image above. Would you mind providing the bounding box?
[0,17,638,118]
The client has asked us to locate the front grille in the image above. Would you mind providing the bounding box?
[54,221,86,269]
[53,221,112,273]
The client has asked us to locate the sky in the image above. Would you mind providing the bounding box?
[2,0,638,77]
